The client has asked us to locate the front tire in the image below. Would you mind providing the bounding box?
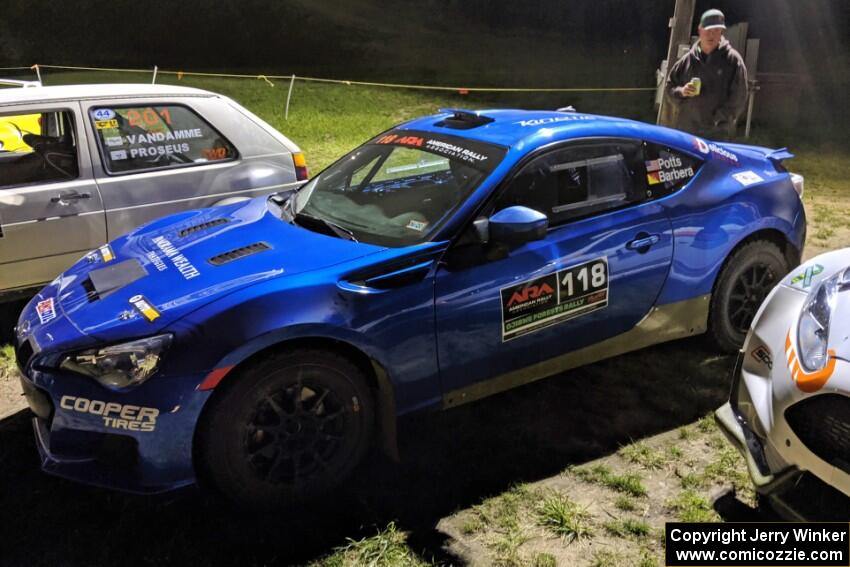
[708,240,790,353]
[197,349,374,508]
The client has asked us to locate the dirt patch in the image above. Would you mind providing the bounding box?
[0,346,22,420]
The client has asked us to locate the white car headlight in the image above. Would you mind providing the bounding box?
[60,334,172,389]
[797,273,840,372]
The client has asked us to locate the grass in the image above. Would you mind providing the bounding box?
[535,492,593,543]
[466,484,536,566]
[533,553,557,567]
[589,550,626,567]
[667,490,719,523]
[0,345,15,376]
[618,441,666,470]
[573,464,648,498]
[614,496,636,512]
[309,522,431,567]
[696,414,717,434]
[603,519,651,539]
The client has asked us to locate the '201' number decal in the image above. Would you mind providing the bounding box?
[126,108,172,128]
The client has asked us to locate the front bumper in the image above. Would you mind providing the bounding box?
[716,282,850,507]
[20,365,212,494]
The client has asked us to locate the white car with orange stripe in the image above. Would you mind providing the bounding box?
[716,248,850,513]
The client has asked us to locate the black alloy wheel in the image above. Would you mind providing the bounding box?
[197,349,374,509]
[708,240,790,353]
[244,378,348,484]
[727,263,778,333]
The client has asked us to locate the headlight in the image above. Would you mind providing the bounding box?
[797,273,840,372]
[60,334,172,389]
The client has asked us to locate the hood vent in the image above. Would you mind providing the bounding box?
[208,242,271,265]
[178,218,230,237]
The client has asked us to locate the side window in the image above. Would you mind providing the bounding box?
[495,140,646,226]
[0,110,79,188]
[643,142,703,197]
[90,104,237,174]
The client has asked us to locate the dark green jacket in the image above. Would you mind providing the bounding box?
[664,38,748,137]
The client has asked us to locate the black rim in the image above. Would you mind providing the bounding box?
[243,371,348,485]
[728,263,776,333]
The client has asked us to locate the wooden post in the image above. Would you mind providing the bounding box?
[657,0,696,124]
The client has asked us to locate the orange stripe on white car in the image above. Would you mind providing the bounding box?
[785,331,837,393]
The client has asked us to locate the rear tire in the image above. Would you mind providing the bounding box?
[197,349,374,509]
[708,240,790,353]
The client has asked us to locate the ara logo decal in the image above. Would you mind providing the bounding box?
[507,283,555,308]
[790,264,824,288]
[785,331,836,393]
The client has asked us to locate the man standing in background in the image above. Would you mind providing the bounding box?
[663,9,748,139]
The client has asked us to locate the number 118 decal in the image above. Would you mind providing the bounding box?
[500,257,609,341]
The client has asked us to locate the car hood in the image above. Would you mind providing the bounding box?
[43,197,384,340]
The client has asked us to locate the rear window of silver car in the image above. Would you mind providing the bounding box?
[89,104,237,175]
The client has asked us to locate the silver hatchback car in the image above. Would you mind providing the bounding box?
[0,83,306,302]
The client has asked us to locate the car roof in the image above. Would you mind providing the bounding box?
[0,83,217,106]
[399,108,695,152]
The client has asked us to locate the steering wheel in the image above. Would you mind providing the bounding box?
[20,129,77,179]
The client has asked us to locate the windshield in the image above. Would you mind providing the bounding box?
[292,129,506,247]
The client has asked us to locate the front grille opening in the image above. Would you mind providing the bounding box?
[178,218,230,237]
[15,338,34,373]
[208,242,271,265]
[785,394,850,475]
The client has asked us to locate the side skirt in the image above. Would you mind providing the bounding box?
[441,294,710,409]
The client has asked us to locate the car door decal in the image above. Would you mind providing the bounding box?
[500,256,609,341]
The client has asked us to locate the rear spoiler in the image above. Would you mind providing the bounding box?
[766,148,794,165]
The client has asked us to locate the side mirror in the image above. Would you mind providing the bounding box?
[488,206,548,245]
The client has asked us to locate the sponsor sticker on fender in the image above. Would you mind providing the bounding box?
[751,345,773,369]
[733,170,764,186]
[129,294,160,322]
[60,395,159,432]
[36,298,56,324]
[99,244,115,263]
[790,264,824,288]
[501,257,609,341]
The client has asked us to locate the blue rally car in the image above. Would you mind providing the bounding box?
[15,108,806,506]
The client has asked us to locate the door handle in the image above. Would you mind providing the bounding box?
[626,233,660,252]
[51,191,91,205]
